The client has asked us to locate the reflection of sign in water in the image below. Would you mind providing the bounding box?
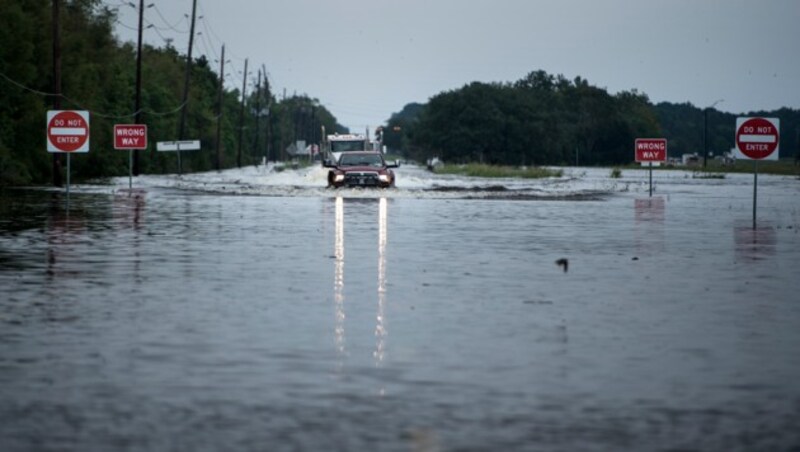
[634,197,666,254]
[734,222,777,261]
[635,197,665,223]
[46,196,87,280]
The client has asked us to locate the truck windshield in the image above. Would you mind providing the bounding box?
[339,153,384,167]
[331,141,365,152]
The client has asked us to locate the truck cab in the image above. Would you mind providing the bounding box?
[323,133,370,166]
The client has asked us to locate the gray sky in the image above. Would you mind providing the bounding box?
[113,0,800,131]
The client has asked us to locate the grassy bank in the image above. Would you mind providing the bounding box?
[432,163,563,179]
[692,160,800,176]
[623,160,800,177]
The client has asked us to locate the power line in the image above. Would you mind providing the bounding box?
[196,1,225,48]
[0,70,187,118]
[115,19,139,31]
[150,4,189,33]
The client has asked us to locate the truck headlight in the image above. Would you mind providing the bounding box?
[378,174,391,183]
[334,174,345,182]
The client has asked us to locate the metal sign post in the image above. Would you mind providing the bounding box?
[753,160,758,230]
[66,154,71,198]
[734,117,780,230]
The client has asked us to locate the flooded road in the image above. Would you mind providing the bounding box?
[1,166,800,451]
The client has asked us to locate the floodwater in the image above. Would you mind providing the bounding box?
[1,165,799,451]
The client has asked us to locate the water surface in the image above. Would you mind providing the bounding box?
[1,168,799,451]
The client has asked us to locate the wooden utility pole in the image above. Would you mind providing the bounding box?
[262,64,271,163]
[214,44,225,171]
[133,0,145,175]
[253,69,262,165]
[177,0,198,174]
[237,58,248,168]
[52,0,63,187]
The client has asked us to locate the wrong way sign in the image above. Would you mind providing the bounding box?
[47,110,90,153]
[635,138,667,162]
[114,124,147,150]
[735,117,779,161]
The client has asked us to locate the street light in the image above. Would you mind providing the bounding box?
[703,99,724,167]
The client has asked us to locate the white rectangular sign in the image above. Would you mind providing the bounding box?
[156,140,201,151]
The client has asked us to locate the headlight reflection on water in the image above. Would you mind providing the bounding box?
[334,197,345,356]
[332,197,389,378]
[375,197,388,365]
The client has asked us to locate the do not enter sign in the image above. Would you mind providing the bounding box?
[47,110,90,153]
[736,117,779,161]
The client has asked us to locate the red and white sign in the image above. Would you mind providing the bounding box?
[47,110,90,153]
[114,124,148,150]
[735,117,779,160]
[635,138,667,162]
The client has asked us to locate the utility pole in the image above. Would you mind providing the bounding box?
[703,107,708,168]
[253,68,262,165]
[52,0,62,187]
[177,0,198,174]
[703,99,724,168]
[133,0,145,176]
[795,126,800,166]
[262,64,270,163]
[214,44,225,171]
[237,58,248,168]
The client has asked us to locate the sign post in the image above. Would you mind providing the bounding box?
[735,117,780,229]
[114,124,148,189]
[156,140,201,175]
[635,138,667,197]
[47,110,90,196]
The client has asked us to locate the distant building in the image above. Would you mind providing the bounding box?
[682,153,700,166]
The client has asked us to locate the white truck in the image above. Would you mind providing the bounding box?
[321,126,383,166]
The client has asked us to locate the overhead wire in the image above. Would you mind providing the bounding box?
[103,1,289,121]
[151,4,189,33]
[0,70,187,118]
[115,19,139,32]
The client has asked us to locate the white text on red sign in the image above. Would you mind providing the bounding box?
[735,117,779,161]
[114,125,148,150]
[47,110,90,153]
[635,139,667,162]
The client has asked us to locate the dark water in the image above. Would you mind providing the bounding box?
[1,185,799,451]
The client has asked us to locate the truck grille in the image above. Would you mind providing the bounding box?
[344,172,380,186]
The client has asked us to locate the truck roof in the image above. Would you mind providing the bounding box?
[328,134,366,141]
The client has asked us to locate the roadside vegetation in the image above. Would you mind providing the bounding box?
[432,163,562,179]
[3,1,798,186]
[690,160,800,176]
[0,0,344,186]
[618,160,800,177]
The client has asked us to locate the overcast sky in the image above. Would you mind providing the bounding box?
[113,0,800,131]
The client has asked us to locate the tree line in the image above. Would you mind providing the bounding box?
[384,70,800,166]
[3,1,798,187]
[0,0,343,186]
